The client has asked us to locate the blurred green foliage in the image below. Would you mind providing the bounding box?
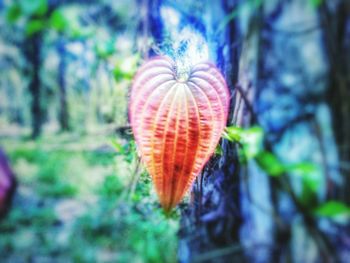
[224,125,348,219]
[113,54,140,82]
[0,134,178,262]
[95,40,116,59]
[1,1,138,133]
[314,201,350,220]
[309,0,323,8]
[20,0,48,17]
[6,0,48,23]
[6,0,48,36]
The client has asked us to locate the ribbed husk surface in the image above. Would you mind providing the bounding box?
[129,56,229,211]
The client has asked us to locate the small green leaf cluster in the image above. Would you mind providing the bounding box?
[314,201,350,219]
[49,9,93,39]
[5,1,92,38]
[309,0,323,8]
[110,137,136,164]
[95,39,116,59]
[224,126,319,178]
[6,0,48,36]
[223,125,350,220]
[113,54,140,82]
[6,0,48,23]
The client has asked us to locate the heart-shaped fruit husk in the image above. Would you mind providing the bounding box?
[129,56,229,212]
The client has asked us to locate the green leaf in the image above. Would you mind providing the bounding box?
[241,126,264,158]
[113,66,126,82]
[288,162,316,175]
[25,19,45,36]
[21,0,48,17]
[113,54,140,82]
[286,162,320,207]
[309,0,323,8]
[224,126,264,159]
[287,162,321,192]
[50,9,92,39]
[95,40,116,59]
[215,144,223,156]
[224,126,243,142]
[99,175,123,199]
[49,10,67,32]
[70,26,93,39]
[256,151,285,176]
[110,138,123,153]
[314,201,350,218]
[6,4,22,23]
[299,183,318,208]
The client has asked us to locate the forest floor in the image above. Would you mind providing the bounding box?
[0,130,178,263]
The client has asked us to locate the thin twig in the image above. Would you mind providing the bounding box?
[235,83,258,123]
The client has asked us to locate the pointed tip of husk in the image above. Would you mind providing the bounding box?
[161,203,175,217]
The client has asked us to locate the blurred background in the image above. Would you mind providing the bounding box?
[0,0,349,262]
[0,0,179,262]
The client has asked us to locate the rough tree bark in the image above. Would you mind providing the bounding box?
[142,0,349,262]
[141,1,243,262]
[176,2,245,262]
[319,1,350,203]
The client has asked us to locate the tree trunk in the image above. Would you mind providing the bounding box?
[57,39,70,131]
[141,1,244,261]
[320,1,350,203]
[24,33,43,138]
[142,0,349,262]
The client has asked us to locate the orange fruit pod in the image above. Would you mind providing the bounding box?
[129,56,230,212]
